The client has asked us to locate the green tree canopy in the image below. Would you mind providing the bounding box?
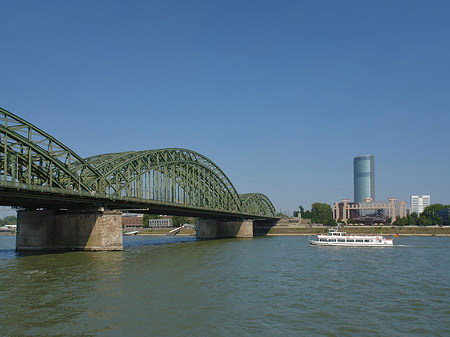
[418,204,450,225]
[172,216,188,226]
[296,205,312,219]
[394,204,450,226]
[311,202,335,226]
[0,216,17,226]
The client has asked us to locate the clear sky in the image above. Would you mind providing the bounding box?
[1,0,449,215]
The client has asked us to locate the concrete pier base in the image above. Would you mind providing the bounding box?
[16,209,123,251]
[196,219,220,239]
[196,219,253,239]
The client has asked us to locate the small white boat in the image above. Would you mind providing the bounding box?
[309,227,394,247]
[124,231,139,236]
[167,226,182,236]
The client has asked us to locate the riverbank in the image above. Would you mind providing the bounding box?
[255,225,450,236]
[125,228,195,236]
[4,226,449,237]
[126,225,450,237]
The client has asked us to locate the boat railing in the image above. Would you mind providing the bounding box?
[319,233,389,238]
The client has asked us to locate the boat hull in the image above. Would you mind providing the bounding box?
[308,227,395,247]
[309,240,393,247]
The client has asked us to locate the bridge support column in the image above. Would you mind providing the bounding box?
[16,209,123,251]
[196,219,253,239]
[196,219,219,239]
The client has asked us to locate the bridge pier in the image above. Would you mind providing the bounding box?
[196,219,253,239]
[16,209,123,251]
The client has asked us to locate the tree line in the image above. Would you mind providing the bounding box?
[393,204,450,226]
[293,203,336,226]
[0,216,17,226]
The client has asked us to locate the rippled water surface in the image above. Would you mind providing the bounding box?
[0,235,449,336]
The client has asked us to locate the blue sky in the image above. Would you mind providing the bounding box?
[1,0,449,215]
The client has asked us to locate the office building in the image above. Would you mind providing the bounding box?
[354,155,375,203]
[122,213,143,228]
[148,217,173,228]
[333,198,407,225]
[437,208,450,225]
[411,195,430,214]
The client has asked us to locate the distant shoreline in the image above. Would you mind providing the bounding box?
[3,226,449,237]
[264,233,450,237]
[254,225,450,237]
[125,225,450,237]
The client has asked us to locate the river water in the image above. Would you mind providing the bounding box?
[0,235,449,336]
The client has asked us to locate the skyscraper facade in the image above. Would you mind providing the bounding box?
[354,155,375,203]
[411,195,431,214]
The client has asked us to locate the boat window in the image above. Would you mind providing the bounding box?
[347,239,354,242]
[338,239,345,242]
[356,239,363,242]
[364,239,370,242]
[329,239,336,242]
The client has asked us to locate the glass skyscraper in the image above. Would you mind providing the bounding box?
[354,155,375,203]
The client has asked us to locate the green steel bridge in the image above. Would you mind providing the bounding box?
[0,107,276,220]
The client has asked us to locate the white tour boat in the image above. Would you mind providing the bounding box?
[309,227,394,247]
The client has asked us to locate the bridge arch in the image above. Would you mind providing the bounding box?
[239,193,277,217]
[0,107,105,192]
[83,149,244,213]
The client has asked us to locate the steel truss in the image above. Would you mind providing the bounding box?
[0,107,276,217]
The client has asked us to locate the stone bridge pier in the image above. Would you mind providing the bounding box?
[196,219,254,239]
[16,208,123,251]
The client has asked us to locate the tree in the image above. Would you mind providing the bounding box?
[410,212,418,226]
[417,204,449,226]
[0,216,17,226]
[394,216,406,226]
[293,206,310,219]
[311,202,334,226]
[299,206,305,217]
[172,216,188,226]
[394,205,450,226]
[303,210,311,219]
